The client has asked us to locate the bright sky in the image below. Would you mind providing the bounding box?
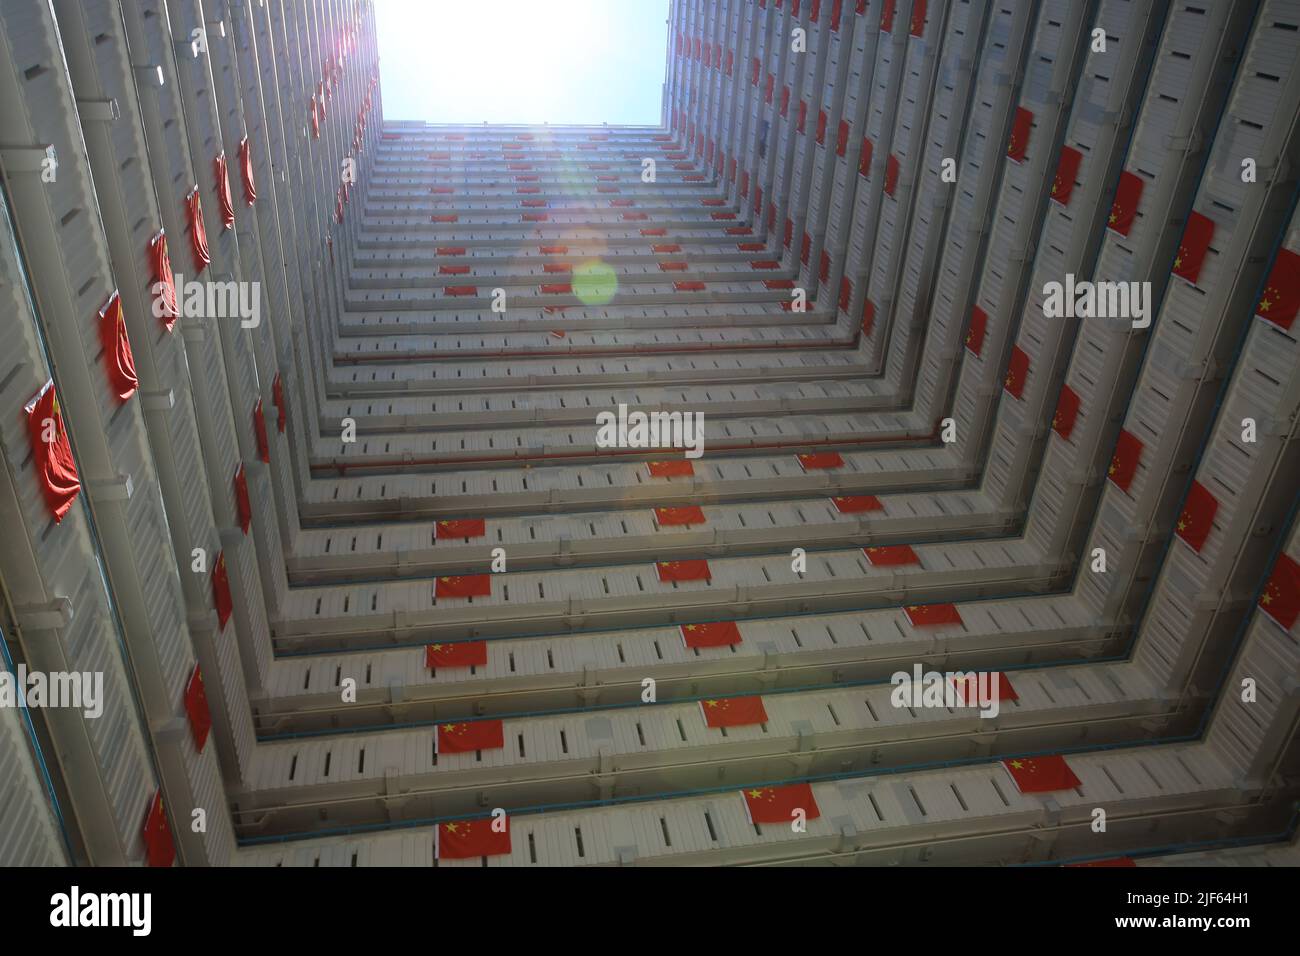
[373,0,671,126]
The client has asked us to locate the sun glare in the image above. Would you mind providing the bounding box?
[375,0,670,126]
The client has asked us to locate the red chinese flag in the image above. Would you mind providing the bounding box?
[1255,248,1299,330]
[750,260,780,270]
[674,281,706,291]
[436,518,486,539]
[680,621,741,648]
[25,382,81,523]
[657,560,711,583]
[1007,107,1032,163]
[910,0,927,36]
[797,451,844,471]
[884,154,900,196]
[904,603,964,627]
[648,460,694,478]
[214,152,236,229]
[655,506,706,527]
[425,641,488,670]
[1053,384,1081,440]
[1107,171,1142,236]
[1172,211,1214,285]
[142,790,175,868]
[271,372,286,433]
[184,664,212,753]
[862,298,876,336]
[879,0,896,32]
[1051,146,1082,207]
[99,292,138,402]
[437,720,504,754]
[831,495,883,514]
[1259,553,1300,630]
[437,817,511,860]
[150,231,179,332]
[233,463,251,534]
[540,283,572,294]
[859,136,873,178]
[742,783,820,825]
[659,261,689,272]
[836,120,849,158]
[863,545,919,567]
[543,263,572,274]
[1003,755,1081,794]
[440,265,472,276]
[951,672,1019,705]
[212,550,233,631]
[701,696,767,728]
[439,246,468,256]
[966,305,988,357]
[1107,428,1142,493]
[445,286,477,297]
[238,136,257,206]
[253,399,270,463]
[816,109,828,146]
[1004,345,1030,399]
[185,187,210,274]
[435,575,492,599]
[1175,480,1218,553]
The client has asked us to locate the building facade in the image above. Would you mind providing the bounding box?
[0,0,1297,867]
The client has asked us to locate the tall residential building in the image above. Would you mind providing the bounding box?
[0,0,1297,872]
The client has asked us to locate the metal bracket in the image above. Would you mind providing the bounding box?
[13,597,74,631]
[76,99,120,122]
[87,474,133,503]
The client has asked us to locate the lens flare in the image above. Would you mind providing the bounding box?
[573,259,618,305]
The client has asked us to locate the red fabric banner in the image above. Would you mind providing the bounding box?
[437,817,511,860]
[142,790,175,867]
[426,641,488,670]
[25,381,81,523]
[238,136,257,206]
[655,506,706,527]
[212,550,233,631]
[98,292,138,402]
[253,399,270,463]
[234,463,251,534]
[701,696,767,728]
[150,230,179,332]
[435,575,492,599]
[437,720,504,754]
[831,495,883,514]
[742,783,820,825]
[680,621,742,649]
[436,518,486,539]
[657,560,711,583]
[648,460,694,478]
[184,664,212,753]
[214,152,236,229]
